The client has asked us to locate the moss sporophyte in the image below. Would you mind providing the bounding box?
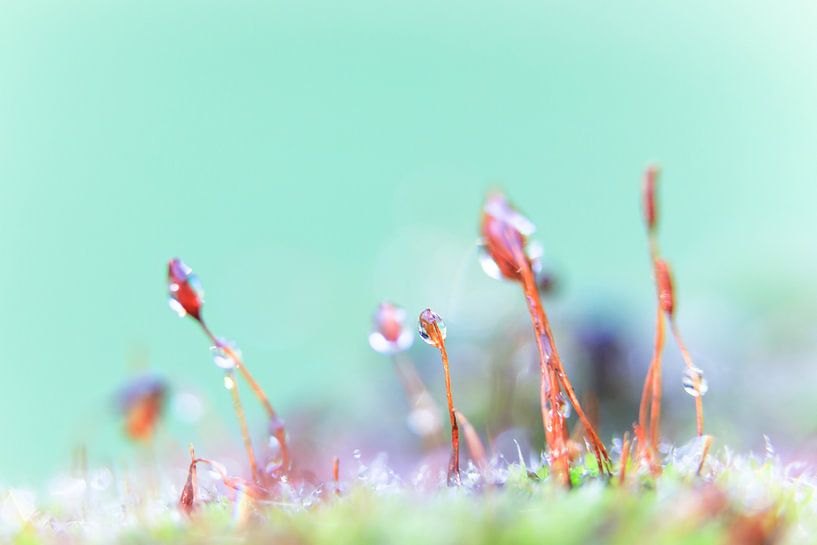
[166,169,716,506]
[17,166,796,545]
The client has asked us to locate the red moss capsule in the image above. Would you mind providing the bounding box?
[167,258,204,320]
[480,193,535,282]
[642,165,660,233]
[369,302,414,354]
[179,445,197,515]
[117,374,167,441]
[655,258,675,317]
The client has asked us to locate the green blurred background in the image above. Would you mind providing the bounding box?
[1,0,816,484]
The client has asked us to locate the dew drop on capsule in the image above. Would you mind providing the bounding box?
[223,375,236,390]
[167,259,204,318]
[168,297,188,317]
[682,367,708,397]
[417,309,446,346]
[478,243,503,280]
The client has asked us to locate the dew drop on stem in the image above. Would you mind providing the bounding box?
[211,339,240,370]
[682,367,708,397]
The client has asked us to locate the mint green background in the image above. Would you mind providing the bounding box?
[1,1,816,483]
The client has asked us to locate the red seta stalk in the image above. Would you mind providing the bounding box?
[481,193,610,481]
[179,444,198,515]
[636,300,665,471]
[199,321,291,473]
[619,432,631,485]
[223,373,259,481]
[455,410,489,476]
[167,259,291,481]
[418,309,461,486]
[670,318,705,436]
[636,166,705,466]
[332,456,340,495]
[369,302,444,448]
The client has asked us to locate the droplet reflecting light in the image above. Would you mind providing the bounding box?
[211,338,240,370]
[682,367,708,397]
[167,258,205,319]
[418,309,446,346]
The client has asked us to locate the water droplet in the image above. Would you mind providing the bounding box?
[368,302,414,354]
[526,240,544,263]
[478,243,503,280]
[265,432,284,477]
[268,415,285,436]
[168,297,188,317]
[265,460,283,476]
[682,367,708,397]
[418,309,446,346]
[223,375,235,390]
[558,393,572,418]
[527,242,557,293]
[265,435,284,475]
[763,435,775,460]
[352,449,362,460]
[513,439,526,468]
[210,338,240,370]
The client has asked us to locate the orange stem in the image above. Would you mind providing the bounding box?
[438,341,461,486]
[512,244,610,475]
[199,321,291,472]
[392,354,444,447]
[455,409,488,475]
[637,361,654,460]
[649,305,666,453]
[235,364,290,471]
[696,435,713,476]
[619,433,631,485]
[669,319,704,436]
[332,456,340,495]
[225,373,258,482]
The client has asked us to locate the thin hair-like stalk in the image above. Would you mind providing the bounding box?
[224,373,258,482]
[418,309,460,486]
[455,410,488,476]
[200,321,291,472]
[637,301,666,469]
[479,193,610,479]
[670,319,705,436]
[332,456,340,496]
[392,353,444,448]
[438,340,461,485]
[512,242,609,476]
[619,433,631,486]
[696,435,713,476]
[167,259,291,478]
